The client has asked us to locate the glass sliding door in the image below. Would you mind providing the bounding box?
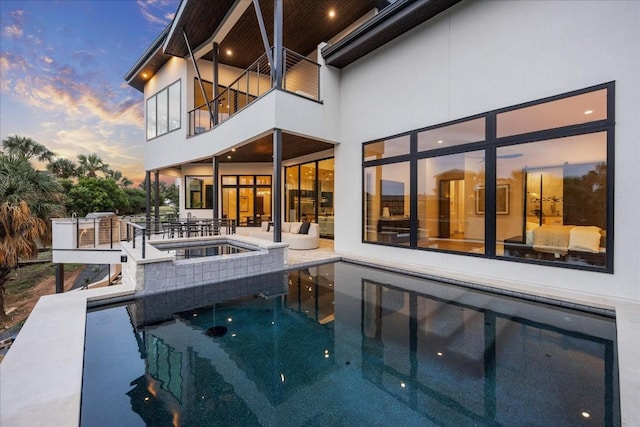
[285,158,334,238]
[300,162,317,222]
[222,187,237,221]
[221,175,272,227]
[318,158,334,238]
[286,166,300,222]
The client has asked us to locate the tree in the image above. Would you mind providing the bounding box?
[139,178,179,207]
[65,177,129,216]
[47,158,78,179]
[77,153,109,178]
[106,169,133,189]
[123,188,147,214]
[0,150,64,320]
[1,135,54,162]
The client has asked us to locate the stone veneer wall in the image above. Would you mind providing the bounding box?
[120,236,289,295]
[129,270,289,327]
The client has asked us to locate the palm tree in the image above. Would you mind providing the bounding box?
[77,153,109,178]
[0,152,64,320]
[120,176,133,189]
[2,135,54,162]
[106,169,133,189]
[47,158,78,179]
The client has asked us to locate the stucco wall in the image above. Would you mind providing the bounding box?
[335,0,640,303]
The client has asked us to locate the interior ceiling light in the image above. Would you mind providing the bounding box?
[437,140,444,144]
[141,72,149,79]
[328,9,336,18]
[584,109,593,115]
[226,49,233,56]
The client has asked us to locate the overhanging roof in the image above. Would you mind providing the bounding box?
[163,0,237,57]
[125,0,385,92]
[322,0,462,68]
[124,26,172,92]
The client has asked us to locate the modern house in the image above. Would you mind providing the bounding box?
[124,0,639,305]
[3,1,639,425]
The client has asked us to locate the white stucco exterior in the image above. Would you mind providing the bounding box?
[334,0,640,303]
[131,1,640,304]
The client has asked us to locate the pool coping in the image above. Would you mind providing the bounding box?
[1,256,638,426]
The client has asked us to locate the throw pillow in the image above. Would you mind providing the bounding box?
[568,226,602,253]
[266,222,271,232]
[299,221,311,235]
[291,223,302,234]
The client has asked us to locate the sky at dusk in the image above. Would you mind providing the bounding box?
[1,0,180,185]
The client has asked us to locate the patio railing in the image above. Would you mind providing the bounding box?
[188,47,320,136]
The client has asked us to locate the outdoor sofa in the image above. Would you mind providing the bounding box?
[249,221,320,250]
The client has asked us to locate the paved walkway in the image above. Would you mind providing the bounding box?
[285,238,339,268]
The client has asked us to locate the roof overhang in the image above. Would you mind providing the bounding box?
[124,26,172,92]
[125,0,389,93]
[322,0,462,68]
[163,0,239,58]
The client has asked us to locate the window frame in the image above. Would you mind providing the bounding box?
[146,79,182,141]
[362,82,615,273]
[184,175,214,210]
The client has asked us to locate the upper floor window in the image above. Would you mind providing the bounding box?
[147,80,181,140]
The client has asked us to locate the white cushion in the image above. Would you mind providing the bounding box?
[290,222,302,234]
[261,221,269,231]
[281,222,291,232]
[568,226,602,253]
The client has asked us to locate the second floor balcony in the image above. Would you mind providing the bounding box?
[188,47,320,137]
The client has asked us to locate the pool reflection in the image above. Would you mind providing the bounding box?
[82,262,618,426]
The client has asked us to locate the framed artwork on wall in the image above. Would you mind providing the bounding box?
[475,184,510,215]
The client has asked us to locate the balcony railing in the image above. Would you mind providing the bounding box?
[188,47,320,136]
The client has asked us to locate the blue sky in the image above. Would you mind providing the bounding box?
[1,0,179,185]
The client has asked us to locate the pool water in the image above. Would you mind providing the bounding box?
[81,262,619,426]
[159,243,251,259]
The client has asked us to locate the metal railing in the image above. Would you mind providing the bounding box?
[188,47,320,136]
[282,48,320,101]
[123,220,147,259]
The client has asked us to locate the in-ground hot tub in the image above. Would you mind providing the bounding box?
[122,236,288,295]
[154,241,254,259]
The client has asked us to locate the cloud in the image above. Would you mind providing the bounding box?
[3,9,26,37]
[3,24,23,38]
[137,0,175,27]
[0,51,29,75]
[5,53,143,129]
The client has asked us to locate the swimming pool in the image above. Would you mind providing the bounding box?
[81,261,619,426]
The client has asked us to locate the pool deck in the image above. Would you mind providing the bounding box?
[1,239,638,426]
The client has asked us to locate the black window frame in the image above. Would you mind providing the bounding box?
[362,82,615,273]
[146,79,182,141]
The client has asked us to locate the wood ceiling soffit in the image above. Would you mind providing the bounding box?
[164,0,236,57]
[217,134,333,163]
[217,0,379,70]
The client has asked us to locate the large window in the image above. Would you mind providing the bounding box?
[185,176,214,209]
[417,151,485,253]
[362,83,613,272]
[147,80,181,140]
